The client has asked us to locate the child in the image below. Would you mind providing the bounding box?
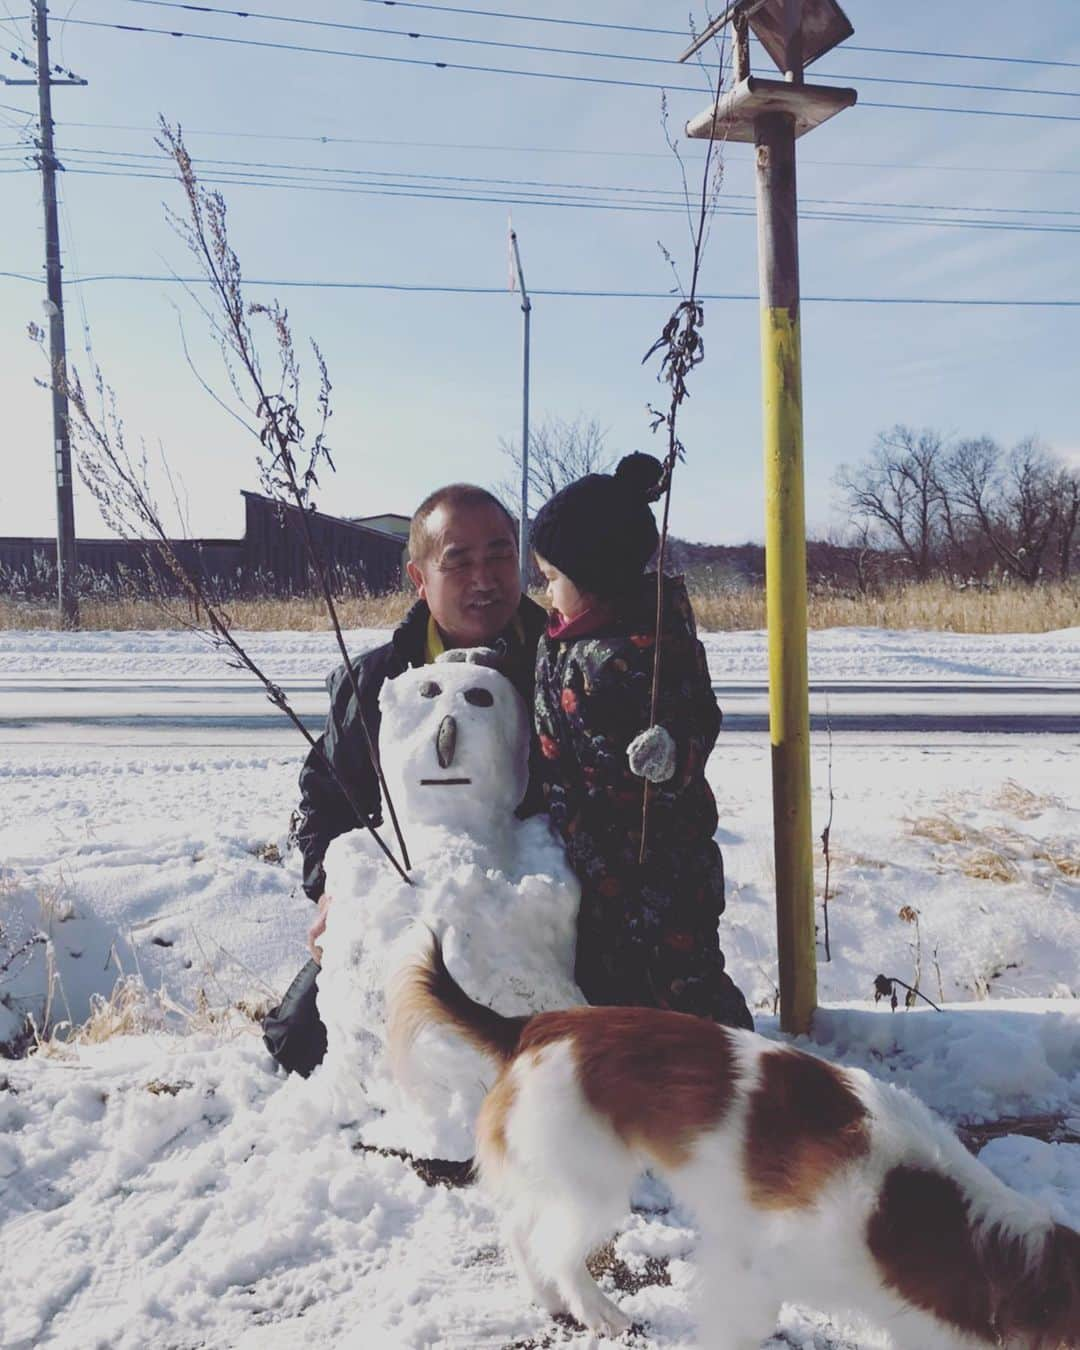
[531,452,753,1030]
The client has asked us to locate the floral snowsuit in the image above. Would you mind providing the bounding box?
[535,574,752,1029]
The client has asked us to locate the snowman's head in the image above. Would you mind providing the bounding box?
[379,650,530,833]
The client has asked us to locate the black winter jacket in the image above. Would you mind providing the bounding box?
[295,595,547,900]
[535,574,751,1027]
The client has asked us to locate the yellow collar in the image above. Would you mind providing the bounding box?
[424,613,446,664]
[424,612,525,664]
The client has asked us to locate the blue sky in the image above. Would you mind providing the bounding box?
[2,0,1078,546]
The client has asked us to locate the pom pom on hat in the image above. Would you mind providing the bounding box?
[614,452,665,502]
[531,454,662,598]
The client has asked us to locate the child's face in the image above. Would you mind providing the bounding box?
[534,554,592,621]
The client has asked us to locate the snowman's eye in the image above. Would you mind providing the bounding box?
[419,680,442,699]
[464,687,494,708]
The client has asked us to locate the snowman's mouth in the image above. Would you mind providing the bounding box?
[419,778,472,786]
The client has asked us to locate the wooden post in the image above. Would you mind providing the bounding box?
[755,109,816,1035]
[733,10,751,82]
[33,0,80,628]
[680,0,857,1037]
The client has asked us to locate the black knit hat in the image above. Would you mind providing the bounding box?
[531,452,665,597]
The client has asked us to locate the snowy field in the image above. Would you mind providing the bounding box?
[1,625,1078,1349]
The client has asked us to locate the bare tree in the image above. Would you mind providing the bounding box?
[821,523,886,595]
[1003,438,1064,583]
[944,436,1070,584]
[1053,462,1080,579]
[498,414,614,509]
[834,426,948,579]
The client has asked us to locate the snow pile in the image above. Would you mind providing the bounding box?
[318,655,581,1160]
[811,1002,1080,1134]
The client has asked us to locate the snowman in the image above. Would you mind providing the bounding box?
[316,649,584,1160]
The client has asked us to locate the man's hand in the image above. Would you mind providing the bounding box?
[308,892,333,965]
[627,725,677,783]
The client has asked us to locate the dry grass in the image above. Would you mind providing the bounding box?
[1034,842,1080,880]
[34,973,268,1059]
[0,590,416,632]
[38,973,171,1052]
[991,780,1066,820]
[906,813,1021,883]
[906,811,1078,885]
[2,577,1078,633]
[687,577,1080,634]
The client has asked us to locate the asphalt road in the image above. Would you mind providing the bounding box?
[1,676,1078,746]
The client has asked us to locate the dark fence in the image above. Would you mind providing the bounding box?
[0,491,406,599]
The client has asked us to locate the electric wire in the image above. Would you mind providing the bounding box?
[3,111,1080,180]
[3,270,1079,306]
[95,1,1080,99]
[36,163,1080,236]
[30,142,1080,223]
[55,18,1080,123]
[116,0,1080,69]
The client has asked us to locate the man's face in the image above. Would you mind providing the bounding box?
[406,502,521,646]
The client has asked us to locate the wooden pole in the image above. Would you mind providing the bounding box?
[733,10,751,82]
[754,108,817,1034]
[33,0,79,628]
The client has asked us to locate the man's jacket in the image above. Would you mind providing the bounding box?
[295,595,547,900]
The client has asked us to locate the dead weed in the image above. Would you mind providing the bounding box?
[991,780,1065,821]
[905,811,1079,886]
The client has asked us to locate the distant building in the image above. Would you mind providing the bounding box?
[348,512,411,541]
[0,491,407,597]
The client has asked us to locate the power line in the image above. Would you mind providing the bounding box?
[189,0,1080,71]
[105,0,720,70]
[101,0,1080,98]
[57,18,1080,122]
[62,16,720,92]
[41,163,1080,235]
[0,17,30,62]
[38,142,1080,220]
[3,270,1079,305]
[3,110,1080,178]
[296,0,1080,70]
[2,39,37,70]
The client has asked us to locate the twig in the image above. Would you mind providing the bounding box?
[156,120,411,874]
[52,346,411,885]
[820,695,835,961]
[873,973,943,1013]
[638,42,727,864]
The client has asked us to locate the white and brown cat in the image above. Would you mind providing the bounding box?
[389,930,1080,1349]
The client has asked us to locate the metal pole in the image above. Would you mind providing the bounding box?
[755,108,816,1035]
[509,229,531,587]
[33,0,79,628]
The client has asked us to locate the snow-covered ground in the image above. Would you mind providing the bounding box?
[1,625,1078,1349]
[2,622,1080,682]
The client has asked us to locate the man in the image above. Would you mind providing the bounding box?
[262,483,547,1075]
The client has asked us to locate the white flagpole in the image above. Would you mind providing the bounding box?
[508,225,531,587]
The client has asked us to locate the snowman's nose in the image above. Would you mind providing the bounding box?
[436,714,457,769]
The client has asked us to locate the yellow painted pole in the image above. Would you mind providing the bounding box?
[755,112,817,1034]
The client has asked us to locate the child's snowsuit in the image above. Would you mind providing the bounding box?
[535,573,753,1029]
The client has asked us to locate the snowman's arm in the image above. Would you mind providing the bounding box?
[296,654,384,899]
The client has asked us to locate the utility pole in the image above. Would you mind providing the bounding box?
[680,0,855,1034]
[509,228,532,587]
[4,2,86,627]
